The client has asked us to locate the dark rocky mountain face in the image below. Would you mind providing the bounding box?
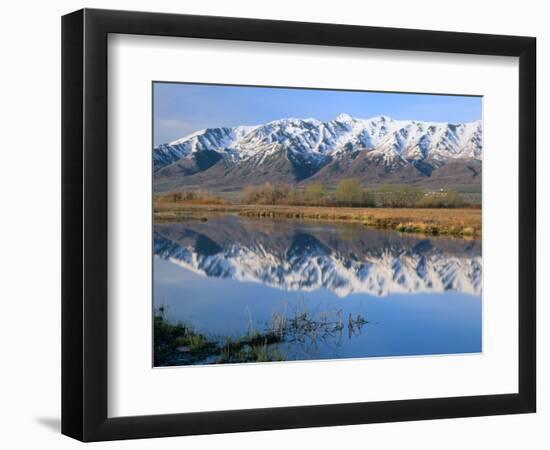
[306,152,482,187]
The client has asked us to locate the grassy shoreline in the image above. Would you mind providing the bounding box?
[154,202,482,237]
[154,310,286,366]
[154,302,370,366]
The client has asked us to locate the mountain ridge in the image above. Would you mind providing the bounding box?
[153,114,482,192]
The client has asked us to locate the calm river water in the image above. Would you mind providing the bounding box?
[153,216,482,365]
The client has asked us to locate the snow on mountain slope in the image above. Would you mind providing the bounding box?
[153,125,259,169]
[153,114,483,171]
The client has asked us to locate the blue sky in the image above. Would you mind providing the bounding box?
[153,82,482,146]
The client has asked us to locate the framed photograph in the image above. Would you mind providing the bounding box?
[62,8,536,442]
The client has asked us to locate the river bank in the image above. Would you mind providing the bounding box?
[154,202,481,237]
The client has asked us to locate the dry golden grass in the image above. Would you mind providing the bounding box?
[153,202,482,237]
[154,190,227,205]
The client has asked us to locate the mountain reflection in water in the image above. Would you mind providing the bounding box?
[153,216,482,366]
[154,216,481,297]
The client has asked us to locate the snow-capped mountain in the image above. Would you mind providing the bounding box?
[154,125,259,169]
[154,220,482,298]
[153,114,482,191]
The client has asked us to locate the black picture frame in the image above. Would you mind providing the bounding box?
[62,8,536,442]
